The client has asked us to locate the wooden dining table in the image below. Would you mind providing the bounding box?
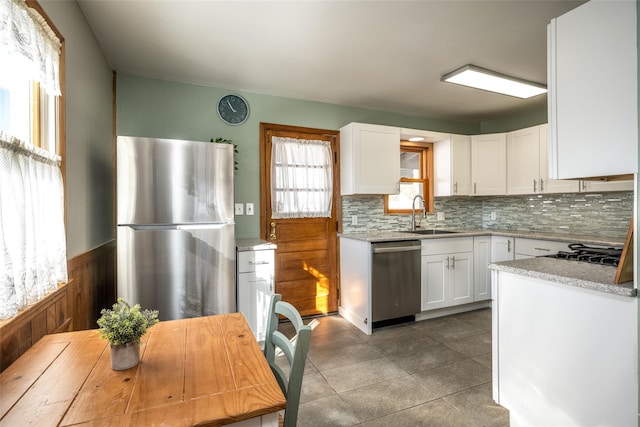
[0,312,286,426]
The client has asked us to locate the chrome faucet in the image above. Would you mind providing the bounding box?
[411,195,426,231]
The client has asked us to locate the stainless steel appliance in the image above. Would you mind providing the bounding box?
[117,136,235,320]
[371,240,421,327]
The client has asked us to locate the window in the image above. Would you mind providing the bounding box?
[0,0,66,320]
[0,80,58,152]
[271,136,333,218]
[385,142,434,214]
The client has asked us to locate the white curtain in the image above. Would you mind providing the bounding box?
[0,134,67,319]
[271,137,333,218]
[0,0,62,96]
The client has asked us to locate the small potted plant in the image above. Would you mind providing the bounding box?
[97,298,159,370]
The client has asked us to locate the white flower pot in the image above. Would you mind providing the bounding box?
[110,342,140,370]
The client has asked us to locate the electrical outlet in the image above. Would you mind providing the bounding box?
[235,203,244,215]
[246,203,254,215]
[491,211,497,221]
[436,212,445,221]
[351,215,358,225]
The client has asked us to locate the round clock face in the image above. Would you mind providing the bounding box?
[217,94,249,125]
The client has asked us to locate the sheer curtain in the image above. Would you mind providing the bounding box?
[0,0,65,319]
[271,137,333,219]
[0,0,62,96]
[0,135,67,319]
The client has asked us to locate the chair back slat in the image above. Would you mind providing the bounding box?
[263,294,312,427]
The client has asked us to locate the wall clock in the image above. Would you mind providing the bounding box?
[217,94,250,125]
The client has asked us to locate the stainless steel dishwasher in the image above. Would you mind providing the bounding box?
[371,240,421,327]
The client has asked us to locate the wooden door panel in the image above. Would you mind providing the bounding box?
[260,123,340,317]
[278,250,329,271]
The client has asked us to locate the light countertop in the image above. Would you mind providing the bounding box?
[338,228,626,247]
[236,238,276,252]
[490,257,636,298]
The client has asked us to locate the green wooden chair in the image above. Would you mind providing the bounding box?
[264,294,312,427]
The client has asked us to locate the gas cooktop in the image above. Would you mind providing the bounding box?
[545,243,623,266]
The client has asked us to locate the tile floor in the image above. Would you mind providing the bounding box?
[278,308,509,426]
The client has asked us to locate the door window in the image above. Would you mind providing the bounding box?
[271,136,333,219]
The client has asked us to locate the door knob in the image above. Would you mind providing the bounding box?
[269,221,276,240]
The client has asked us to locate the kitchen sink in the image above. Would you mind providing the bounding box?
[403,229,459,235]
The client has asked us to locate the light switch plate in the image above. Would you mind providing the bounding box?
[246,203,254,215]
[235,203,244,215]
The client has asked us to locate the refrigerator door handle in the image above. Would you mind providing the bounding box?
[124,224,227,231]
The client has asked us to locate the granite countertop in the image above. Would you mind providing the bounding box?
[339,228,626,247]
[490,257,636,298]
[236,238,277,251]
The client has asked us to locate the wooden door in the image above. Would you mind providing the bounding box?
[259,123,340,317]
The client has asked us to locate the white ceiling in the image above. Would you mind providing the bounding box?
[76,0,585,123]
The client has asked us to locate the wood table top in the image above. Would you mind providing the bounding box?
[0,312,286,426]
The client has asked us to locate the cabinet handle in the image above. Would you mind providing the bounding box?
[534,247,551,252]
[454,182,458,194]
[445,256,450,270]
[451,256,455,269]
[540,178,544,192]
[249,260,270,265]
[533,179,537,192]
[507,240,512,252]
[269,221,277,241]
[581,181,587,191]
[473,183,477,194]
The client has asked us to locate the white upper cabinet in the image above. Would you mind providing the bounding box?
[434,134,471,196]
[507,124,579,195]
[471,133,506,195]
[507,126,542,195]
[548,0,637,179]
[340,123,401,195]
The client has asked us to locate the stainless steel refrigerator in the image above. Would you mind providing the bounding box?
[117,136,235,320]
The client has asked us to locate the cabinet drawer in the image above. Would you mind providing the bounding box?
[515,238,570,257]
[238,250,274,273]
[421,237,473,255]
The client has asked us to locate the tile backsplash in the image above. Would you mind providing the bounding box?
[341,191,633,239]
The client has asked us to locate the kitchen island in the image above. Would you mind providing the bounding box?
[489,257,637,426]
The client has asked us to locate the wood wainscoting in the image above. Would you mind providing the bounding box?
[0,240,116,372]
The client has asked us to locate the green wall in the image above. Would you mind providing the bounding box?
[118,74,496,238]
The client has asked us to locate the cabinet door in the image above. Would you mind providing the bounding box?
[471,133,507,195]
[507,126,540,195]
[548,1,637,178]
[450,252,474,306]
[538,124,580,194]
[451,135,471,196]
[434,135,471,197]
[579,179,634,193]
[491,237,514,262]
[421,254,448,311]
[340,123,400,195]
[473,236,491,302]
[237,272,273,341]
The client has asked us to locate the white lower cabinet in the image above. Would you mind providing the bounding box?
[237,247,275,342]
[491,236,515,262]
[514,238,570,260]
[421,238,474,311]
[473,236,491,302]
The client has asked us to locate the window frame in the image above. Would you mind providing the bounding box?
[384,141,434,214]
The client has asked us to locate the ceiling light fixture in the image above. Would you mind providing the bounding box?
[441,64,547,99]
[408,137,425,142]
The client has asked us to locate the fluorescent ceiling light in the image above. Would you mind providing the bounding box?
[408,137,425,142]
[441,65,547,99]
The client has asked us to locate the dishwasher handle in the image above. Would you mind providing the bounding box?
[372,245,421,254]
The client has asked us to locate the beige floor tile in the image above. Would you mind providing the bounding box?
[445,382,509,426]
[322,357,407,393]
